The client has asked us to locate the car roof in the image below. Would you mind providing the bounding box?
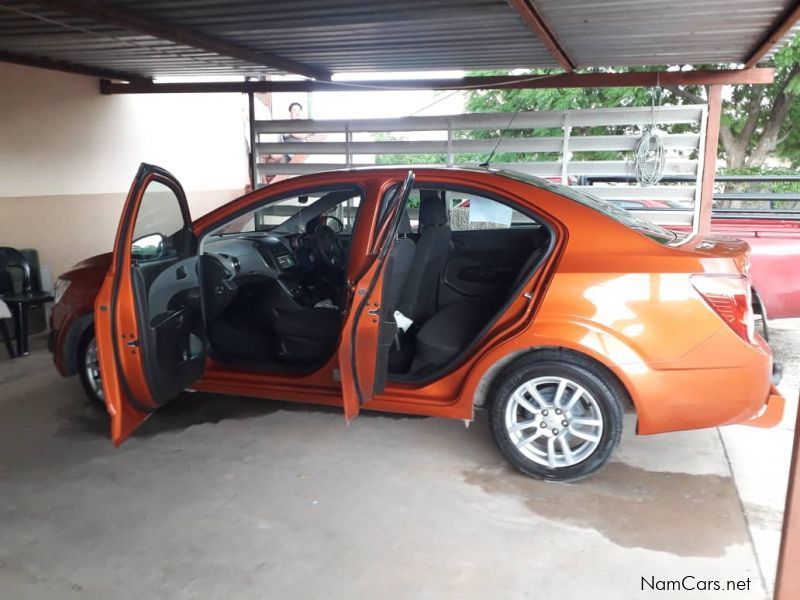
[282,164,553,189]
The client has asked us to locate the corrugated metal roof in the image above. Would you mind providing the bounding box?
[534,0,796,66]
[764,18,800,61]
[0,0,796,80]
[0,1,265,76]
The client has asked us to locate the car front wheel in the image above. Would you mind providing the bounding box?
[77,326,105,408]
[489,353,623,482]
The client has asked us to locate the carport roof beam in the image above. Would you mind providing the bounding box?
[0,49,151,84]
[100,68,775,94]
[508,0,575,72]
[32,0,331,81]
[744,0,800,68]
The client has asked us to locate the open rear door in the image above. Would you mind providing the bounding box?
[339,171,415,421]
[95,163,207,445]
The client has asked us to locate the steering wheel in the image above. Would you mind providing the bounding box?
[319,215,345,233]
[314,224,346,269]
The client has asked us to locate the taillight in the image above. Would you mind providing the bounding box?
[691,274,755,343]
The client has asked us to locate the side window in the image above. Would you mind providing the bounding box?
[446,191,534,231]
[379,186,402,225]
[131,180,187,262]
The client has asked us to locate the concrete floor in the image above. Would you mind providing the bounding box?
[721,318,800,597]
[1,324,797,600]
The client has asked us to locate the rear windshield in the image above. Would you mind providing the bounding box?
[498,170,678,244]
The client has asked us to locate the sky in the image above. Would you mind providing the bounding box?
[159,71,468,121]
[310,71,467,120]
[260,71,471,162]
[266,71,468,121]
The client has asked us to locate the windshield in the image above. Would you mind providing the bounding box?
[498,170,678,244]
[211,187,363,236]
[266,189,361,234]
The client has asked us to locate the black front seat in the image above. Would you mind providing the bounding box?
[383,210,415,314]
[273,306,341,363]
[274,210,416,365]
[395,190,451,323]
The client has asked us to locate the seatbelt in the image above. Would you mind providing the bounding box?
[393,310,413,350]
[394,310,413,333]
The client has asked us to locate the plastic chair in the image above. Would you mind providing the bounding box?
[0,299,13,358]
[0,247,54,357]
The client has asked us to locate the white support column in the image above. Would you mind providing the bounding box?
[693,103,709,215]
[561,114,571,185]
[446,118,454,166]
[345,123,352,168]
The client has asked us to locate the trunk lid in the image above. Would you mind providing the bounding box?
[676,234,751,276]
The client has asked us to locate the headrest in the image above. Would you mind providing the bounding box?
[398,209,412,235]
[419,190,447,228]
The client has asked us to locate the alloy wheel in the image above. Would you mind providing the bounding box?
[84,337,104,401]
[504,376,604,468]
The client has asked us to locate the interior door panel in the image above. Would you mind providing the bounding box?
[339,171,415,421]
[133,255,205,404]
[95,163,206,445]
[440,227,543,305]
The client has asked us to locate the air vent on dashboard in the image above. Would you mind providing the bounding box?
[254,243,277,270]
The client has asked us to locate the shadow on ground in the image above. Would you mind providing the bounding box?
[56,391,425,441]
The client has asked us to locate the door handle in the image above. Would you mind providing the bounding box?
[176,266,187,280]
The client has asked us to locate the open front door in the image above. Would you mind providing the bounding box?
[339,171,415,421]
[95,163,207,445]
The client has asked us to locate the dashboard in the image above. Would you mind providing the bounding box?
[201,230,342,309]
[200,227,353,323]
[204,233,301,280]
[274,252,295,270]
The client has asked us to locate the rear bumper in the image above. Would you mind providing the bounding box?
[627,328,785,435]
[740,360,789,428]
[740,384,785,428]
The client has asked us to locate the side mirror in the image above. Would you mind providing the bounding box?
[132,233,167,262]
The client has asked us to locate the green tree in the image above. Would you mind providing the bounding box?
[465,68,659,163]
[717,35,800,168]
[464,34,800,169]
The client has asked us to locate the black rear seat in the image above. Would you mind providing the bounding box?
[408,245,547,375]
[410,300,496,373]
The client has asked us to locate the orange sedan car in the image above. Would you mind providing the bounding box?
[50,164,785,481]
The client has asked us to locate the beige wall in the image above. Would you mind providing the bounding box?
[0,189,241,280]
[0,63,250,279]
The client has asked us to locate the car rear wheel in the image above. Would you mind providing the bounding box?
[77,326,105,408]
[752,288,769,342]
[489,353,623,482]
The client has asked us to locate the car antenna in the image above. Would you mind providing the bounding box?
[479,101,525,167]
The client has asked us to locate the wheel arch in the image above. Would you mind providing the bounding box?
[472,345,635,414]
[61,312,95,376]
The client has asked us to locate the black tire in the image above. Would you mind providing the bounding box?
[77,326,105,408]
[752,288,769,342]
[489,351,624,482]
